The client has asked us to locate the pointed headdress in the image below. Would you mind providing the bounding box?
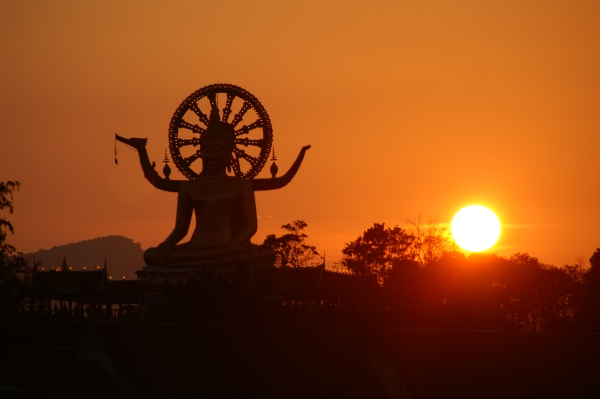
[201,103,235,149]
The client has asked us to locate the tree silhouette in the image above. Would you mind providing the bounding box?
[341,223,414,284]
[380,250,584,331]
[0,181,19,255]
[338,219,600,331]
[581,248,600,330]
[0,181,31,316]
[403,215,456,267]
[262,220,321,268]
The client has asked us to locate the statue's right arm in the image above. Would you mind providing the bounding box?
[159,183,193,247]
[115,134,182,192]
[251,145,310,191]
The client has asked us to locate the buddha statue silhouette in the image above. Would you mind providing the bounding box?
[142,104,275,268]
[115,84,311,269]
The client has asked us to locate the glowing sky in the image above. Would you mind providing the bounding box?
[1,1,599,267]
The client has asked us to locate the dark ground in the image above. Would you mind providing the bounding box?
[1,319,599,399]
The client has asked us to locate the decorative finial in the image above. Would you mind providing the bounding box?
[114,134,118,164]
[162,148,172,180]
[269,147,278,178]
[271,147,277,162]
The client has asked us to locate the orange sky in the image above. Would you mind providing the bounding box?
[1,1,599,268]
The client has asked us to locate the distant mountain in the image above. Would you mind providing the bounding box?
[23,235,145,280]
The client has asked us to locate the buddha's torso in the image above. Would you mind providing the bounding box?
[183,176,251,247]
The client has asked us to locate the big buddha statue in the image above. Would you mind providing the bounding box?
[115,84,310,270]
[144,105,274,268]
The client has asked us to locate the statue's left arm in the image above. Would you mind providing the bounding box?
[231,180,258,246]
[115,134,181,192]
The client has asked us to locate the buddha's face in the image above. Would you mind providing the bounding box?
[201,138,230,174]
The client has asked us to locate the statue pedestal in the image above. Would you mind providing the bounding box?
[136,265,234,289]
[135,264,276,321]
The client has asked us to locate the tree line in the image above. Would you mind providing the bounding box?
[263,217,600,332]
[336,220,600,332]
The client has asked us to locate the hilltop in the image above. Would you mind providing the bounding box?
[23,235,145,279]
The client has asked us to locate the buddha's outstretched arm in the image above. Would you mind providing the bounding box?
[115,134,183,192]
[116,134,310,192]
[251,145,311,191]
[231,181,258,246]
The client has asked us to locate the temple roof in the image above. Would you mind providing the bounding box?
[33,269,107,295]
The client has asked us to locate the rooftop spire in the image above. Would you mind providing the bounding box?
[101,255,108,286]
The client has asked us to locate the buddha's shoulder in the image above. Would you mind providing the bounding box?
[182,176,252,189]
[226,176,253,190]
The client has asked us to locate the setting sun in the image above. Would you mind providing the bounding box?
[451,205,501,252]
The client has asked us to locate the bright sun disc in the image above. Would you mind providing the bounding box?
[451,205,501,252]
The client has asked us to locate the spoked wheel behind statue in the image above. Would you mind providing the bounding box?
[168,83,274,179]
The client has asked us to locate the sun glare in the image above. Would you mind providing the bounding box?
[451,205,501,252]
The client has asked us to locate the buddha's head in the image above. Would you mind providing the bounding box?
[200,105,235,175]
